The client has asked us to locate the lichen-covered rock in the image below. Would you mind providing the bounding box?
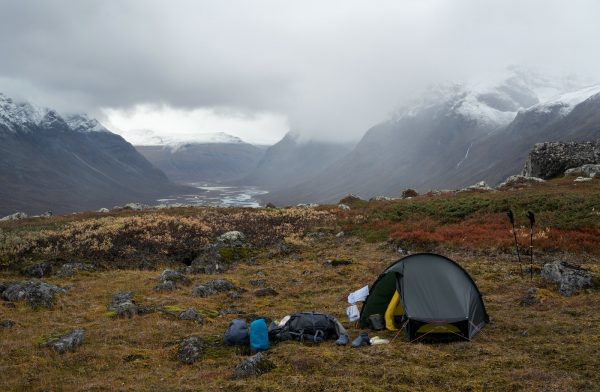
[108,291,138,317]
[459,181,494,192]
[157,269,191,286]
[192,280,236,297]
[541,261,594,296]
[177,337,203,364]
[522,141,600,179]
[178,308,204,323]
[56,262,95,277]
[1,281,65,308]
[187,245,230,274]
[497,175,545,189]
[564,164,600,177]
[0,212,28,221]
[23,262,52,278]
[217,231,246,246]
[43,329,85,354]
[574,176,592,183]
[254,287,278,297]
[232,352,275,379]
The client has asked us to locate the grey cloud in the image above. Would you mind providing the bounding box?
[1,0,600,142]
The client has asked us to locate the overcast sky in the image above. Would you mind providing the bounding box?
[1,0,600,144]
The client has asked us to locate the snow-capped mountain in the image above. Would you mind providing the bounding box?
[266,70,600,204]
[124,128,246,146]
[0,93,184,215]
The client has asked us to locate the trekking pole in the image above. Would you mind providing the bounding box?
[527,211,535,280]
[506,210,523,277]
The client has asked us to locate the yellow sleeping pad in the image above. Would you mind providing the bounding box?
[384,291,404,330]
[416,323,461,334]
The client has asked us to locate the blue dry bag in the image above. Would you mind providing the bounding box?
[249,318,269,352]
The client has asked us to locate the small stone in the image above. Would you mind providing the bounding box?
[108,291,138,318]
[249,279,267,287]
[177,337,203,364]
[0,320,15,328]
[335,231,345,238]
[233,352,275,379]
[23,262,52,278]
[520,287,541,306]
[154,281,176,292]
[157,269,190,285]
[574,176,592,183]
[178,308,204,323]
[43,329,85,354]
[56,262,95,277]
[254,287,278,297]
[192,279,236,297]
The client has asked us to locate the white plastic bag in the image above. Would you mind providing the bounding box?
[347,285,369,304]
[346,304,360,322]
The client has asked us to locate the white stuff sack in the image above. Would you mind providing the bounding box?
[346,304,360,322]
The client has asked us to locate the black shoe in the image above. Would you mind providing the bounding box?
[335,334,349,346]
[352,332,371,348]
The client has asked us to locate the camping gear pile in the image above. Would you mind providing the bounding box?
[223,253,490,351]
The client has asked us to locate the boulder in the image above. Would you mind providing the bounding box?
[177,337,203,364]
[123,203,146,211]
[192,279,236,298]
[497,175,545,189]
[107,291,138,317]
[1,281,65,308]
[232,352,275,379]
[98,208,110,213]
[265,203,276,208]
[522,141,600,179]
[460,181,494,192]
[564,163,600,177]
[296,203,320,208]
[249,279,267,287]
[541,261,594,296]
[43,329,85,354]
[178,308,204,323]
[187,251,229,274]
[401,189,419,199]
[0,212,28,221]
[370,196,394,201]
[56,262,95,277]
[23,262,52,278]
[338,204,350,211]
[217,231,246,246]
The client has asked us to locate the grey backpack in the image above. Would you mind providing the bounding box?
[224,319,249,346]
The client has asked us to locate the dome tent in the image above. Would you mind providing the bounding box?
[360,253,489,341]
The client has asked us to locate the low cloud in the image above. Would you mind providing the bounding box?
[1,0,600,144]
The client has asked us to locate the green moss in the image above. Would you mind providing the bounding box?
[218,247,252,262]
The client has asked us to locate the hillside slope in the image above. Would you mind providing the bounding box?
[0,94,184,215]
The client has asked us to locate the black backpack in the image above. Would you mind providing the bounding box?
[269,312,339,343]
